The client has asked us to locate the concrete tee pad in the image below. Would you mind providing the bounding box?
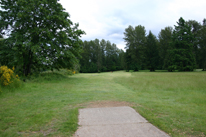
[74,106,170,137]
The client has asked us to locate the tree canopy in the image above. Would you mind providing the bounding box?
[124,25,146,71]
[79,39,124,73]
[166,17,195,71]
[0,0,85,76]
[1,2,205,74]
[145,31,159,71]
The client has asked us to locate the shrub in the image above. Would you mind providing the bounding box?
[67,69,74,75]
[0,66,20,86]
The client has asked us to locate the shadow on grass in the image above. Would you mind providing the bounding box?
[28,72,69,83]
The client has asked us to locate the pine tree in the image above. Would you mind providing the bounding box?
[166,17,195,71]
[198,19,206,71]
[158,26,173,69]
[145,31,159,71]
[123,25,146,71]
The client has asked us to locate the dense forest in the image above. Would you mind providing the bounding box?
[79,39,125,73]
[79,17,206,72]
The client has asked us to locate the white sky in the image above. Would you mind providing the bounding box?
[59,0,206,50]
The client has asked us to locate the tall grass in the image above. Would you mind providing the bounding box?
[114,71,206,137]
[0,70,205,136]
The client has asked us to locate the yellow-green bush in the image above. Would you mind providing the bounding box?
[67,69,74,75]
[0,66,20,86]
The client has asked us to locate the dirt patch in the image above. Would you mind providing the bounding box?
[68,101,136,110]
[85,100,134,108]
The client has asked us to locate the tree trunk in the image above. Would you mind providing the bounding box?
[24,50,33,76]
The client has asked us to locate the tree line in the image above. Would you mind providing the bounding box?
[79,39,125,73]
[79,17,206,72]
[124,17,206,72]
[1,0,206,76]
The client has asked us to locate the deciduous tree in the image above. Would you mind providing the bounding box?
[0,0,85,76]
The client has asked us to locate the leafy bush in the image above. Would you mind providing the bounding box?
[28,72,68,83]
[0,66,20,86]
[67,69,74,75]
[0,66,22,92]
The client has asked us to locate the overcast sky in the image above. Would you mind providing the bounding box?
[59,0,206,50]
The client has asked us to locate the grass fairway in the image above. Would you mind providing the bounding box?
[0,71,206,136]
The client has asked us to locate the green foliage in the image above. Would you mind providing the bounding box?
[145,31,159,71]
[123,18,206,71]
[0,0,85,76]
[79,39,123,73]
[124,25,146,71]
[27,72,68,83]
[186,20,202,68]
[0,39,16,68]
[158,26,173,69]
[198,20,206,70]
[166,17,195,71]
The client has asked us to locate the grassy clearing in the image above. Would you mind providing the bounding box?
[0,71,206,136]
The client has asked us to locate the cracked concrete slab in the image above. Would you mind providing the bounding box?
[74,106,170,137]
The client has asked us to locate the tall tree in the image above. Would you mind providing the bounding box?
[158,26,173,69]
[186,20,202,67]
[0,0,85,76]
[79,39,123,73]
[123,25,146,70]
[94,39,102,72]
[198,19,206,70]
[145,31,159,71]
[118,49,126,70]
[166,17,195,71]
[100,39,107,71]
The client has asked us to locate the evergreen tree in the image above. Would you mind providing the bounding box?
[145,31,159,71]
[198,19,206,71]
[166,17,195,71]
[79,39,123,73]
[158,26,173,69]
[100,39,107,71]
[186,20,202,68]
[123,25,146,71]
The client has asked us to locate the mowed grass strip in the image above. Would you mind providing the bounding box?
[0,71,206,136]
